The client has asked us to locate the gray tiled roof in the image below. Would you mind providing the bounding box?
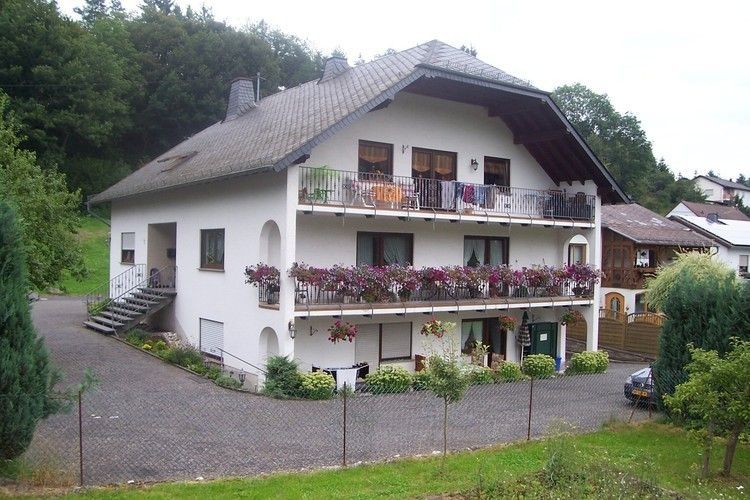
[696,175,750,191]
[679,201,750,221]
[90,41,538,203]
[602,203,714,247]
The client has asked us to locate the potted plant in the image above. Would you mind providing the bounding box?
[244,263,280,303]
[498,314,516,331]
[560,309,584,326]
[328,320,357,343]
[420,319,455,338]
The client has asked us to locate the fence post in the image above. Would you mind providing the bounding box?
[526,376,534,441]
[342,382,347,467]
[78,390,84,487]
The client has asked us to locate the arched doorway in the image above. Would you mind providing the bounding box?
[258,327,279,364]
[605,292,625,314]
[259,220,281,267]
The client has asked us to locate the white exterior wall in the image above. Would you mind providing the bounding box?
[695,177,749,203]
[109,172,292,380]
[715,244,750,274]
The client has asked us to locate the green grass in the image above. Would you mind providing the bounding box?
[59,422,748,499]
[59,216,109,295]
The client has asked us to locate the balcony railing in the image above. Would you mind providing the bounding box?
[298,166,596,221]
[602,267,657,289]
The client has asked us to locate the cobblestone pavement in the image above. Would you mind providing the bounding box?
[29,297,651,485]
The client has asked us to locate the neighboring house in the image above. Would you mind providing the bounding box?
[89,40,627,386]
[669,211,750,278]
[600,203,714,315]
[693,175,750,203]
[667,200,750,221]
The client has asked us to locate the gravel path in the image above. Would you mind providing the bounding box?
[28,297,651,485]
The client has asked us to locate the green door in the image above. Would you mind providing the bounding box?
[530,322,558,357]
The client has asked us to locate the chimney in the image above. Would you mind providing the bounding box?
[707,213,719,223]
[319,56,350,83]
[224,78,255,122]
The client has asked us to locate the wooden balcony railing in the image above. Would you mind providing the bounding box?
[601,267,658,289]
[298,166,596,221]
[599,308,665,326]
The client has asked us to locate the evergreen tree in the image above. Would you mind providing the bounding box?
[0,202,57,460]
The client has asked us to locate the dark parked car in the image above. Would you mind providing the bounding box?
[624,366,655,404]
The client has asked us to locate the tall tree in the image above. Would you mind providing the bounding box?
[0,92,84,290]
[0,201,58,460]
[553,84,704,213]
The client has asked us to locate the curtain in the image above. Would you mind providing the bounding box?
[383,235,409,265]
[412,151,431,173]
[433,153,454,176]
[464,238,485,267]
[461,321,482,354]
[359,144,389,163]
[357,234,374,266]
[489,239,505,266]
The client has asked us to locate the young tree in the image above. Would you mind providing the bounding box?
[665,340,750,477]
[425,349,471,463]
[0,92,85,290]
[0,202,59,460]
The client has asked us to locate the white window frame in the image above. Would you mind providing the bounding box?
[121,232,135,264]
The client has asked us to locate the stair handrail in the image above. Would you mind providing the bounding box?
[87,265,176,320]
[85,264,146,315]
[215,347,267,375]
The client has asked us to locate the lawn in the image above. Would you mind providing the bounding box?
[61,422,748,499]
[59,216,110,295]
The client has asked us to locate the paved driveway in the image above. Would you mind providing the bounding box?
[29,297,650,485]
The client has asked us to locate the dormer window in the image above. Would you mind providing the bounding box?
[358,140,393,176]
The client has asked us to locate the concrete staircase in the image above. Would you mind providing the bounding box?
[84,287,176,335]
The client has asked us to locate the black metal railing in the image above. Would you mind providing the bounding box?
[85,264,146,314]
[298,166,596,221]
[292,278,594,307]
[85,265,177,320]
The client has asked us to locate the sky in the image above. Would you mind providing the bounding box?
[59,0,750,182]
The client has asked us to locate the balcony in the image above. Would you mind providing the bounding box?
[298,167,596,227]
[247,263,600,318]
[602,267,657,289]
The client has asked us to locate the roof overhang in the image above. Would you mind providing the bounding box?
[603,226,713,247]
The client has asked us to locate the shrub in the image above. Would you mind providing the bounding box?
[522,354,555,379]
[141,343,152,351]
[412,370,432,391]
[206,365,222,381]
[163,346,203,368]
[495,361,524,382]
[124,329,150,347]
[152,340,168,352]
[299,372,335,400]
[215,375,242,389]
[566,351,609,374]
[263,356,302,398]
[365,365,412,394]
[469,366,494,385]
[187,362,208,375]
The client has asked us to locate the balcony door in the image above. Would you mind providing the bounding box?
[464,236,509,267]
[412,148,456,209]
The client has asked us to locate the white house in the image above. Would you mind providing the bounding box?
[89,41,627,387]
[693,175,750,204]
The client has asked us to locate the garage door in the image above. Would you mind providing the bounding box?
[199,318,224,357]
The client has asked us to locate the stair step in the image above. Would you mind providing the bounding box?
[109,305,144,316]
[100,310,135,322]
[132,292,165,301]
[124,297,159,307]
[83,321,115,334]
[92,316,124,328]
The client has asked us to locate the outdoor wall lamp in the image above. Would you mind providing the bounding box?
[238,369,246,384]
[470,158,479,171]
[288,320,297,339]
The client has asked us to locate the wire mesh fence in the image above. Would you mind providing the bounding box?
[1,362,680,488]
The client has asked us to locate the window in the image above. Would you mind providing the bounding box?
[412,148,456,181]
[568,244,587,265]
[740,255,749,274]
[357,232,413,266]
[610,297,621,312]
[199,318,224,358]
[358,140,393,176]
[200,229,225,270]
[484,157,510,187]
[461,319,508,357]
[121,232,135,264]
[464,236,509,267]
[380,322,412,360]
[354,323,412,366]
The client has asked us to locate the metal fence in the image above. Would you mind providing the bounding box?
[4,362,668,488]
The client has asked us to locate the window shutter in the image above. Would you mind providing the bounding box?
[121,232,135,250]
[199,318,224,357]
[380,322,411,360]
[355,324,379,369]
